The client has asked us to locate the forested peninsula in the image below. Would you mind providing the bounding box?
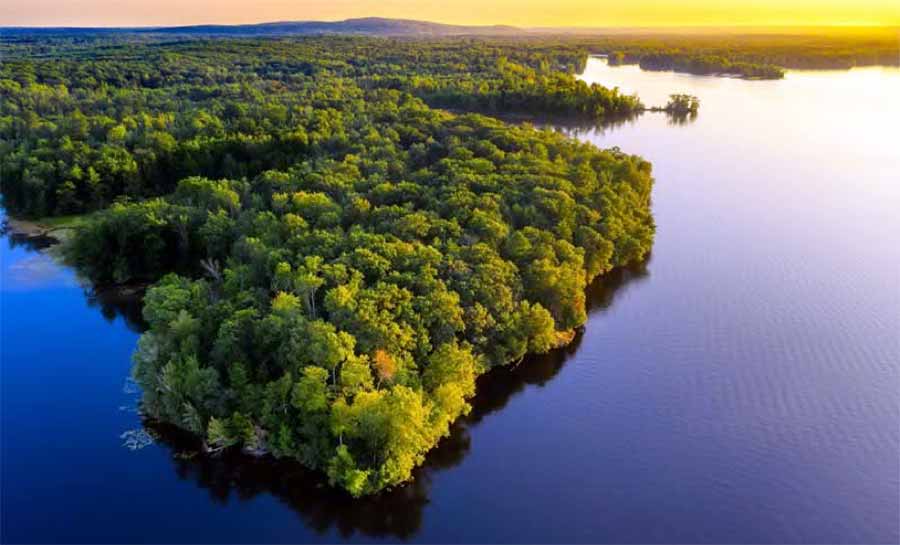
[570,30,900,79]
[0,37,655,495]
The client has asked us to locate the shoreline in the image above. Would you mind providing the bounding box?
[3,217,61,240]
[130,263,637,496]
[2,213,150,300]
[1,216,70,255]
[2,213,86,247]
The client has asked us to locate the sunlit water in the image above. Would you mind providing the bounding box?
[2,58,898,543]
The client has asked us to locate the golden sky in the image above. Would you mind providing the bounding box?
[2,0,899,27]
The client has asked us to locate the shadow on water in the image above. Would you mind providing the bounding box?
[665,110,699,126]
[1,223,58,252]
[555,110,697,142]
[84,284,149,333]
[148,421,434,540]
[467,260,650,423]
[483,110,648,139]
[145,259,651,540]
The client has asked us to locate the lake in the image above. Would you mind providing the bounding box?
[2,57,898,543]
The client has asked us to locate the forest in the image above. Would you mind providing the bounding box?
[587,30,899,78]
[608,50,785,79]
[0,37,647,217]
[0,36,655,495]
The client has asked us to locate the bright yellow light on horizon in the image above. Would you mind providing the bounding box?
[1,0,899,28]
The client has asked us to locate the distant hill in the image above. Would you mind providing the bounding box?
[153,17,525,36]
[3,18,895,38]
[0,17,527,37]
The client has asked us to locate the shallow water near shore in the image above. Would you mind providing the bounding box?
[2,58,898,543]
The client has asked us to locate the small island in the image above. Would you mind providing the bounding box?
[646,94,701,117]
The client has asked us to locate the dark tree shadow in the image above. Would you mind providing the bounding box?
[489,109,645,138]
[1,221,59,252]
[83,284,149,333]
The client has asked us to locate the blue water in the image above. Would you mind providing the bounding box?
[2,60,898,543]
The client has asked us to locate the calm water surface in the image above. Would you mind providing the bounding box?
[2,58,898,543]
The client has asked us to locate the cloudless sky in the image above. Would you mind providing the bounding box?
[2,0,899,27]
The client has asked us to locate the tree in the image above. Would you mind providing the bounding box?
[339,354,374,397]
[373,349,397,387]
[292,366,330,414]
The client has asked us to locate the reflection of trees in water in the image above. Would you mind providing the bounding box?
[153,418,477,539]
[145,259,651,540]
[150,422,431,539]
[544,110,643,133]
[2,229,58,252]
[83,285,148,333]
[557,109,697,140]
[666,110,698,126]
[468,260,650,421]
[488,110,644,139]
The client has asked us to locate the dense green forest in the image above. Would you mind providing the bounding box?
[607,50,784,79]
[597,30,899,78]
[0,36,654,495]
[0,37,646,217]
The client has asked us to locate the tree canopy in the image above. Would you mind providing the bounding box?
[1,35,655,496]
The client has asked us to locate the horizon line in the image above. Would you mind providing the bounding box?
[2,16,898,30]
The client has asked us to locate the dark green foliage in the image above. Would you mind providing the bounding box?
[665,94,700,115]
[0,36,643,218]
[633,52,785,79]
[2,35,655,496]
[377,55,643,118]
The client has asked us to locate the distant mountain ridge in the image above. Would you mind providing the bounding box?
[4,18,896,37]
[155,17,525,36]
[0,17,529,36]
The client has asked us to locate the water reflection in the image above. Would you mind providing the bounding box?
[1,220,74,290]
[487,109,646,138]
[534,110,695,142]
[1,219,58,252]
[144,260,650,540]
[665,110,698,126]
[468,261,649,422]
[149,422,430,539]
[84,284,148,333]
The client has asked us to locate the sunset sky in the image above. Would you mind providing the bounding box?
[2,0,899,27]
